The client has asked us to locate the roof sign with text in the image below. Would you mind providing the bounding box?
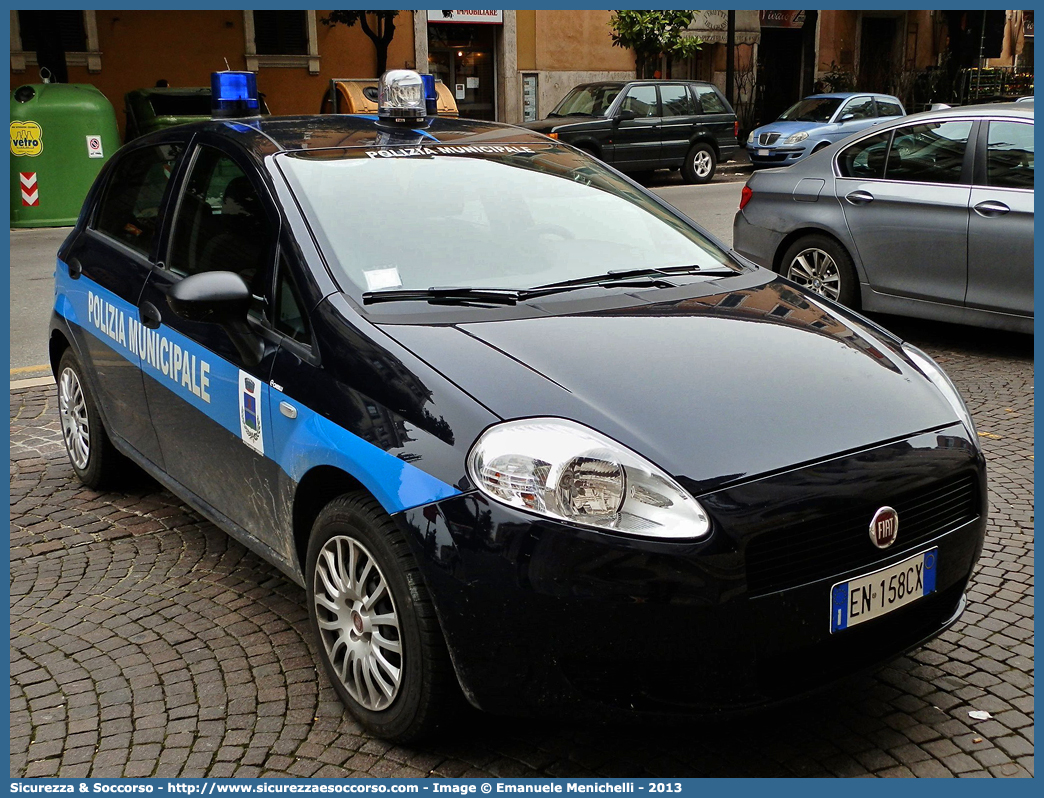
[428,10,503,24]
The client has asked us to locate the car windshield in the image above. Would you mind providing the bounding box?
[550,85,622,117]
[779,97,843,123]
[278,144,740,300]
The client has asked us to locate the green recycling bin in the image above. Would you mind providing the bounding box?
[10,83,121,228]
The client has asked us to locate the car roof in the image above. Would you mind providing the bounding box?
[804,92,898,100]
[127,114,557,161]
[897,101,1034,124]
[572,79,718,89]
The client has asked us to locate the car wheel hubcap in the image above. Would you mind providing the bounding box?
[693,151,712,177]
[313,535,402,711]
[58,367,90,470]
[787,248,841,301]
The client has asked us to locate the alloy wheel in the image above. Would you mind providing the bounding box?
[786,247,842,301]
[313,535,403,711]
[58,367,90,470]
[692,150,713,178]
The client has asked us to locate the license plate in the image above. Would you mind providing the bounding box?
[830,548,937,633]
[758,149,770,156]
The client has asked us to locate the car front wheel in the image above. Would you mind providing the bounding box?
[57,349,128,489]
[780,235,858,307]
[306,493,457,741]
[682,143,717,184]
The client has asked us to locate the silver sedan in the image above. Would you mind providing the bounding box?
[733,103,1033,333]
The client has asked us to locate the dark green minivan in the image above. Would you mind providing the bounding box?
[521,80,739,184]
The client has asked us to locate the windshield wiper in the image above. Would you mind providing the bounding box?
[531,265,740,292]
[362,287,521,306]
[362,266,742,307]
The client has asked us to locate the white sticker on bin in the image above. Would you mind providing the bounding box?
[364,267,403,291]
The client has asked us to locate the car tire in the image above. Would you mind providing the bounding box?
[56,349,130,489]
[682,143,717,184]
[780,235,859,308]
[306,492,457,742]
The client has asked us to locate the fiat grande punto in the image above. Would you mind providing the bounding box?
[50,71,987,741]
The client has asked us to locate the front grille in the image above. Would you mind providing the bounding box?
[745,473,979,596]
[759,132,781,145]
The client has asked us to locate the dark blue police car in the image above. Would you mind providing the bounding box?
[51,71,987,741]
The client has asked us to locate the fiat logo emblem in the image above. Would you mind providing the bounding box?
[869,506,899,549]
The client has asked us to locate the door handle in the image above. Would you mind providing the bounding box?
[279,401,298,420]
[139,301,162,330]
[973,200,1010,217]
[845,190,875,205]
[67,258,82,279]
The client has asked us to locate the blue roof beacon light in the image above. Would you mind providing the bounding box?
[378,70,426,121]
[211,71,260,119]
[420,73,438,116]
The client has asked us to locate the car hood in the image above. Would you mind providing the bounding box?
[381,277,960,495]
[519,116,606,134]
[751,120,830,138]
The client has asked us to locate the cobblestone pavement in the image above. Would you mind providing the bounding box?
[10,318,1032,779]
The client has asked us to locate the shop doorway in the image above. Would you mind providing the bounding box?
[859,17,898,93]
[757,27,803,124]
[428,24,497,120]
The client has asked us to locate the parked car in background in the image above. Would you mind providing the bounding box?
[746,92,905,168]
[521,80,739,183]
[734,103,1033,333]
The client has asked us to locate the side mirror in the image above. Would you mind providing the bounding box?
[615,109,637,123]
[168,271,251,324]
[167,271,263,367]
[839,113,855,123]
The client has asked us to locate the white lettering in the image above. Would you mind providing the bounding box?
[199,361,210,402]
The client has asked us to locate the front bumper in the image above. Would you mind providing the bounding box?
[747,141,812,167]
[397,422,986,717]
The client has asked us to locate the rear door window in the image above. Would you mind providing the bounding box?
[984,120,1033,190]
[876,99,904,117]
[660,85,697,117]
[93,143,183,256]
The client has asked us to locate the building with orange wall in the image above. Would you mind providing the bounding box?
[10,10,635,137]
[10,10,1032,141]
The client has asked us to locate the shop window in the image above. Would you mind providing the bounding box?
[244,10,319,74]
[10,10,101,73]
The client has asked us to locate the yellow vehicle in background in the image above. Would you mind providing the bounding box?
[322,78,458,117]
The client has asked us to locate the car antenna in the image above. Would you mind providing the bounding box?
[223,58,231,70]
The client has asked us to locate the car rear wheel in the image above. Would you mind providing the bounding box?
[682,143,717,184]
[306,492,457,742]
[57,349,129,489]
[780,235,858,307]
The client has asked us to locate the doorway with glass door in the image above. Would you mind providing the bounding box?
[428,23,496,120]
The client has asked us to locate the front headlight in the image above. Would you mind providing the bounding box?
[784,131,809,144]
[466,418,711,540]
[745,130,753,145]
[902,344,979,444]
